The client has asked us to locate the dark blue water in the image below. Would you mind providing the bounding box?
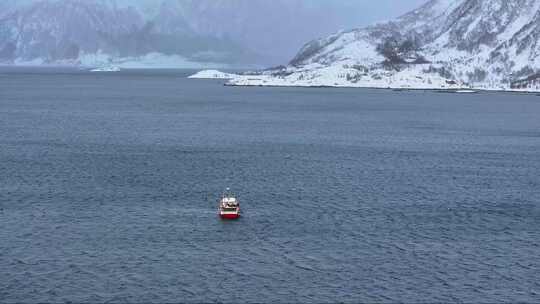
[1,68,539,303]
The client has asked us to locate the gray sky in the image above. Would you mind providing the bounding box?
[269,0,430,63]
[329,0,429,29]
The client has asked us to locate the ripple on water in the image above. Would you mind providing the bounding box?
[1,70,540,302]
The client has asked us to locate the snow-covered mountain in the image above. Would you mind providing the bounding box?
[228,0,540,91]
[0,0,258,67]
[0,0,377,68]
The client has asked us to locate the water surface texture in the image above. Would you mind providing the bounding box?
[1,68,540,303]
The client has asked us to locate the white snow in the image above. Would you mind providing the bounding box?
[226,63,466,90]
[430,0,465,16]
[188,70,237,79]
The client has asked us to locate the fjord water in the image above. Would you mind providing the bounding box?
[1,68,539,303]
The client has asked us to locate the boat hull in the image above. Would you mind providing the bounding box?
[220,213,240,220]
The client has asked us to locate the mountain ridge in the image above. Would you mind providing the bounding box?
[226,0,540,91]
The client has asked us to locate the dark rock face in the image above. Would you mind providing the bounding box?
[511,73,540,88]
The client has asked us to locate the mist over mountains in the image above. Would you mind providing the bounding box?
[0,0,423,67]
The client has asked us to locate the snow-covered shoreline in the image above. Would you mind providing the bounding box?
[188,69,540,93]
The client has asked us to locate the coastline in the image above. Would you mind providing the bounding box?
[222,82,540,95]
[187,70,540,94]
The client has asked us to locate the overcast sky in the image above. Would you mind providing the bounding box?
[329,0,429,29]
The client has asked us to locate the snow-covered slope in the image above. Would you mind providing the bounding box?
[229,0,540,91]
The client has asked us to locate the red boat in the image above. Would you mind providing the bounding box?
[219,189,240,219]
